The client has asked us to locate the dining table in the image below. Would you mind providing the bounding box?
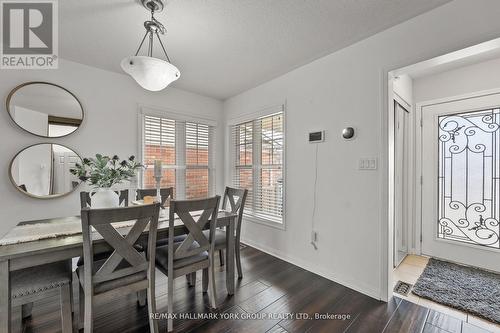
[0,209,238,333]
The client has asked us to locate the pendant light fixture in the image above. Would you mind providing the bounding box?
[121,0,180,92]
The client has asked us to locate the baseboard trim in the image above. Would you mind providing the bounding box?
[241,237,382,301]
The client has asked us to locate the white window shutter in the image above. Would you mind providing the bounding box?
[231,106,284,223]
[141,113,215,200]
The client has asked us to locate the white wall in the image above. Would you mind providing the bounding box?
[414,56,500,103]
[223,0,500,300]
[0,59,224,237]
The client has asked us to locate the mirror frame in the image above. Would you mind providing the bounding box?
[9,143,83,199]
[6,81,84,138]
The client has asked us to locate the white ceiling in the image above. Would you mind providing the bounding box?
[60,0,452,100]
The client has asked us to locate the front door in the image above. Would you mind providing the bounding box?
[421,91,500,272]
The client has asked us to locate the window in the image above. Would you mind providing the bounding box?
[437,109,500,249]
[185,122,212,199]
[141,113,215,199]
[231,107,284,224]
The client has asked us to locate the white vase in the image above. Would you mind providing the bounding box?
[91,188,120,208]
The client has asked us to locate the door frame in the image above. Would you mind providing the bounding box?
[393,97,414,267]
[415,87,500,258]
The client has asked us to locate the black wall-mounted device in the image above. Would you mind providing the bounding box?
[309,131,325,143]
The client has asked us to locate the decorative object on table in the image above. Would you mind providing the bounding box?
[153,160,162,203]
[70,154,143,208]
[121,0,180,91]
[143,196,155,205]
[6,82,84,138]
[80,190,129,208]
[9,143,83,199]
[136,187,173,208]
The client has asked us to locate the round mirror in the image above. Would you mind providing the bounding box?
[7,82,84,138]
[10,144,83,199]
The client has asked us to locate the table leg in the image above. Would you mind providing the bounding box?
[0,260,11,333]
[225,217,235,295]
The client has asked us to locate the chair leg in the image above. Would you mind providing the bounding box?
[71,272,78,314]
[219,249,224,266]
[21,302,33,319]
[235,240,243,279]
[137,289,147,307]
[202,268,209,293]
[147,282,158,333]
[12,305,22,333]
[60,284,73,333]
[83,290,93,333]
[209,256,217,309]
[78,286,84,330]
[189,272,196,287]
[167,275,174,333]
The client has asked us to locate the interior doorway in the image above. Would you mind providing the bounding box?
[386,38,500,331]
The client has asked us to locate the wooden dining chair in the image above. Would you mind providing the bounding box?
[136,187,174,208]
[155,196,220,332]
[137,187,179,253]
[10,260,73,333]
[78,203,161,333]
[77,190,132,266]
[80,190,129,208]
[205,187,248,279]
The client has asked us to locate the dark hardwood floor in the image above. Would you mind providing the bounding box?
[18,245,492,333]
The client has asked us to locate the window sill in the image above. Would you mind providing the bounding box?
[243,214,285,230]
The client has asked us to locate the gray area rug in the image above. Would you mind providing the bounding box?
[412,258,500,324]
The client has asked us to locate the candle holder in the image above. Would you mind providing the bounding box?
[155,176,162,204]
[153,160,163,205]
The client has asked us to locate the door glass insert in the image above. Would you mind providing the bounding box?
[438,108,500,249]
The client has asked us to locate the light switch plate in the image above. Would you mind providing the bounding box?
[359,158,377,170]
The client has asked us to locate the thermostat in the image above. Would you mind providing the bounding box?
[309,131,325,143]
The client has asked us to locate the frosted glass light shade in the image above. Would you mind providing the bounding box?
[121,56,180,91]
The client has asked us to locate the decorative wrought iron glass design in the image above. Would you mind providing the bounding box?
[438,109,500,249]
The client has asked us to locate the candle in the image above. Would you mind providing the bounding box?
[154,160,162,178]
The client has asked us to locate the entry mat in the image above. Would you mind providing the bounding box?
[412,258,500,324]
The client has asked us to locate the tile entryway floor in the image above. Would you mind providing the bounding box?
[393,255,500,333]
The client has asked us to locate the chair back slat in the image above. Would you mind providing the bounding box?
[136,187,174,207]
[222,187,248,236]
[169,196,220,261]
[81,203,160,286]
[80,190,129,208]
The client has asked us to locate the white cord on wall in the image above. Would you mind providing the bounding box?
[310,143,319,250]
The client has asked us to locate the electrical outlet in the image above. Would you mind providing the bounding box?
[358,158,377,170]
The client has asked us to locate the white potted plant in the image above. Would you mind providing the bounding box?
[70,154,144,208]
